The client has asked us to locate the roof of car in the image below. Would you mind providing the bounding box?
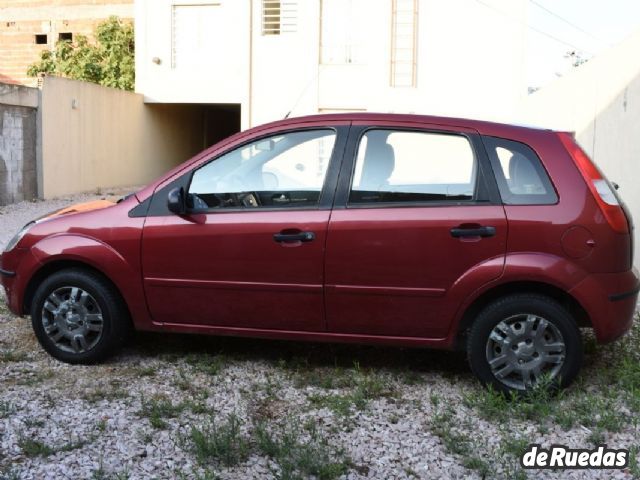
[259,112,552,136]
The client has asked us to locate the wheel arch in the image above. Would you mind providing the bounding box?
[22,259,131,323]
[454,280,591,350]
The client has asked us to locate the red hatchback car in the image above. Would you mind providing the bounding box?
[1,113,638,393]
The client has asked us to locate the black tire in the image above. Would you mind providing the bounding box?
[30,268,130,364]
[467,294,583,394]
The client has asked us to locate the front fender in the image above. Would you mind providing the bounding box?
[20,234,154,330]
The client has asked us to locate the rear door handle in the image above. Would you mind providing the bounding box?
[273,231,316,243]
[450,226,496,238]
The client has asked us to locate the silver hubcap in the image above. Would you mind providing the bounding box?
[486,314,566,390]
[41,286,104,354]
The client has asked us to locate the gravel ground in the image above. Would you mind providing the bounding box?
[1,193,639,479]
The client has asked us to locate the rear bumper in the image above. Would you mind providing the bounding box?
[569,267,640,344]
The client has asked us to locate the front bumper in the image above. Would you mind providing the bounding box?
[569,267,640,344]
[0,249,36,316]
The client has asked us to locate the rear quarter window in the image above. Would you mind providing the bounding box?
[483,136,558,205]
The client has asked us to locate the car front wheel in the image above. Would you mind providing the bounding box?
[31,268,130,364]
[467,294,583,394]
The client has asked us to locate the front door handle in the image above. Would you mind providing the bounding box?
[450,226,496,238]
[273,231,316,243]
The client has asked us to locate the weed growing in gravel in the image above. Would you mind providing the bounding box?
[307,365,396,416]
[17,437,54,457]
[0,401,14,419]
[430,393,531,479]
[18,434,90,457]
[0,350,28,363]
[135,365,158,377]
[82,387,129,403]
[428,400,491,478]
[291,364,356,390]
[0,467,21,480]
[96,418,108,432]
[629,445,640,479]
[185,354,227,376]
[186,413,250,467]
[463,375,557,424]
[175,368,198,392]
[0,300,12,317]
[255,419,351,480]
[15,369,54,386]
[138,395,187,429]
[90,463,130,480]
[22,418,45,428]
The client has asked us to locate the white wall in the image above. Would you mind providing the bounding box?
[135,0,528,128]
[40,76,205,198]
[135,0,251,121]
[520,30,640,267]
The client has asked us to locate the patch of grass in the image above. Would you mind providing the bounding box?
[0,298,15,317]
[15,369,55,386]
[18,437,54,457]
[429,399,516,479]
[308,393,353,417]
[135,365,158,377]
[464,376,557,425]
[82,387,129,403]
[307,369,395,416]
[23,418,45,428]
[430,405,473,457]
[292,366,356,390]
[629,445,640,479]
[0,401,14,419]
[186,413,250,467]
[185,354,227,376]
[138,396,187,429]
[255,420,351,480]
[0,350,28,363]
[96,418,108,432]
[554,394,626,432]
[0,467,21,480]
[18,435,90,458]
[175,368,197,392]
[399,370,425,386]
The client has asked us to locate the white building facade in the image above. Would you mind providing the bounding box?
[135,0,528,131]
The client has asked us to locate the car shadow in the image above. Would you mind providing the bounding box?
[120,331,472,380]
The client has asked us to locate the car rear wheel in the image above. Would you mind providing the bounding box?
[31,268,130,364]
[467,294,583,394]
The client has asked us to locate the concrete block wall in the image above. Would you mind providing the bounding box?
[0,82,38,205]
[0,105,37,205]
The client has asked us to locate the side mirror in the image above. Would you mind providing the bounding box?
[167,187,186,215]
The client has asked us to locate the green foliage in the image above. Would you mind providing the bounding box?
[27,16,134,91]
[255,420,351,480]
[187,414,250,467]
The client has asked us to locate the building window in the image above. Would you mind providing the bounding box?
[35,34,47,45]
[262,0,297,36]
[172,4,221,69]
[58,32,73,42]
[390,0,418,87]
[320,0,368,64]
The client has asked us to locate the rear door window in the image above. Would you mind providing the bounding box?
[348,129,479,204]
[483,136,558,205]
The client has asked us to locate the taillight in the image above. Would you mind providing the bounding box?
[557,132,629,234]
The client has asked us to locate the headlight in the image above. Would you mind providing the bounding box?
[4,222,35,252]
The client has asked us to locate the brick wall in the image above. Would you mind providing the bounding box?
[0,1,133,86]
